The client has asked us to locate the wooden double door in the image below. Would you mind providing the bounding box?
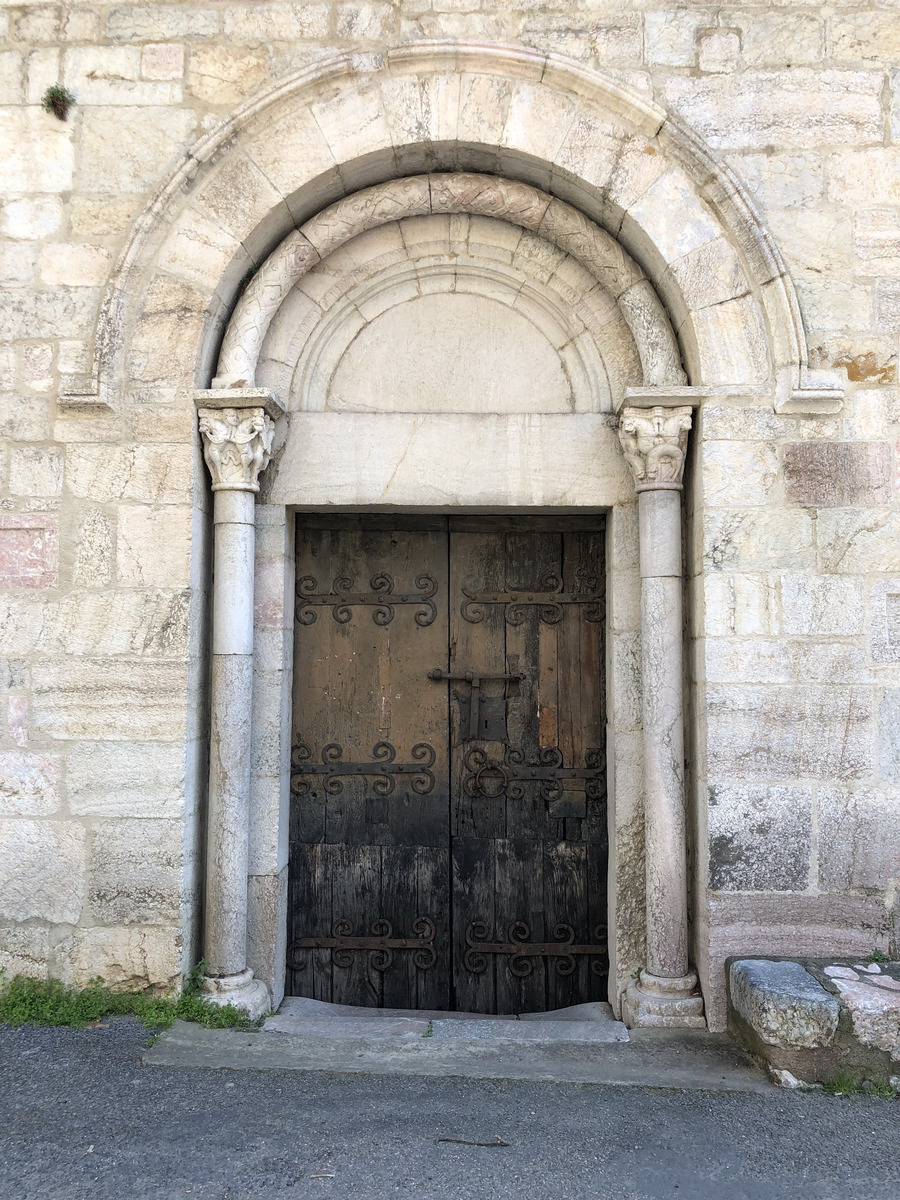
[287,516,608,1014]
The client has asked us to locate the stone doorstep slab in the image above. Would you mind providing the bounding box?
[144,1021,770,1092]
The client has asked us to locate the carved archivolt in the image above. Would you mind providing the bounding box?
[215,174,685,392]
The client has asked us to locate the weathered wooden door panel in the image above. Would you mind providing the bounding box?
[447,520,607,1013]
[287,517,450,1009]
[288,515,607,1013]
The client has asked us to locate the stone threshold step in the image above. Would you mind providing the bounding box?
[262,997,629,1042]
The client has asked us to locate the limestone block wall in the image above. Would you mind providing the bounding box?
[0,2,898,1012]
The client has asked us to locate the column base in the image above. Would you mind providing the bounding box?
[622,969,706,1029]
[200,968,271,1020]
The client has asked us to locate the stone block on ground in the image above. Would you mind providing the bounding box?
[728,958,900,1086]
[729,959,839,1049]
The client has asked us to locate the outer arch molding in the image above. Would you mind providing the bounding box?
[69,41,837,412]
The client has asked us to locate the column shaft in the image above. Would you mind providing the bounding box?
[639,489,688,980]
[205,490,255,978]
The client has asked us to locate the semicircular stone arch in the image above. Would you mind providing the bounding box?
[79,42,824,413]
[221,174,685,399]
[250,191,674,415]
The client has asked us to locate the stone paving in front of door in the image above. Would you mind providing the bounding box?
[144,997,771,1092]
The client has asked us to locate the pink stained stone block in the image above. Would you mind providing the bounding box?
[7,696,27,747]
[867,975,900,992]
[0,514,58,588]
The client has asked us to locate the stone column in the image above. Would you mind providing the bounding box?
[617,405,705,1028]
[194,390,283,1018]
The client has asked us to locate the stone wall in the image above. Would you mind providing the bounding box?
[1,2,898,1019]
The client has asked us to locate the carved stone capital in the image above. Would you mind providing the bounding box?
[617,405,693,492]
[197,406,275,493]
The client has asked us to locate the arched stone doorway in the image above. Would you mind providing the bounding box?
[69,43,835,1028]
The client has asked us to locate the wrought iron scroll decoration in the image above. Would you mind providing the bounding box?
[463,745,605,803]
[460,567,604,625]
[290,741,436,797]
[464,922,608,978]
[289,917,437,972]
[296,572,438,626]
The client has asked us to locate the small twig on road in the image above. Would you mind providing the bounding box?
[434,1136,510,1147]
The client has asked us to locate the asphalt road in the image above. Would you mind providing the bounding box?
[1,1019,898,1200]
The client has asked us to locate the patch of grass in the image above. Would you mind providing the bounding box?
[0,963,256,1033]
[822,1069,898,1098]
[40,84,75,121]
[868,949,890,964]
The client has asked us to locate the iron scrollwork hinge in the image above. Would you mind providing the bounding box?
[290,740,437,797]
[461,568,604,625]
[296,572,438,626]
[289,917,437,972]
[463,745,605,802]
[465,922,608,978]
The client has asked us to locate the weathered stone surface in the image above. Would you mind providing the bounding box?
[88,818,182,924]
[67,742,185,817]
[663,71,883,149]
[0,23,897,1030]
[784,442,892,507]
[879,690,900,785]
[781,575,864,636]
[703,511,813,572]
[702,574,778,637]
[63,45,181,106]
[141,42,185,81]
[707,896,892,1030]
[0,752,60,816]
[9,448,63,499]
[72,508,112,589]
[0,923,49,980]
[819,788,900,893]
[704,638,869,685]
[38,242,111,288]
[0,107,73,192]
[870,580,900,664]
[116,505,193,587]
[187,46,269,105]
[51,925,181,992]
[39,589,190,658]
[708,786,812,892]
[107,5,220,41]
[830,976,900,1061]
[31,659,188,740]
[730,960,839,1049]
[127,275,206,385]
[77,107,196,192]
[0,820,85,923]
[67,444,193,506]
[706,685,872,780]
[0,195,62,240]
[700,441,779,507]
[816,511,900,574]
